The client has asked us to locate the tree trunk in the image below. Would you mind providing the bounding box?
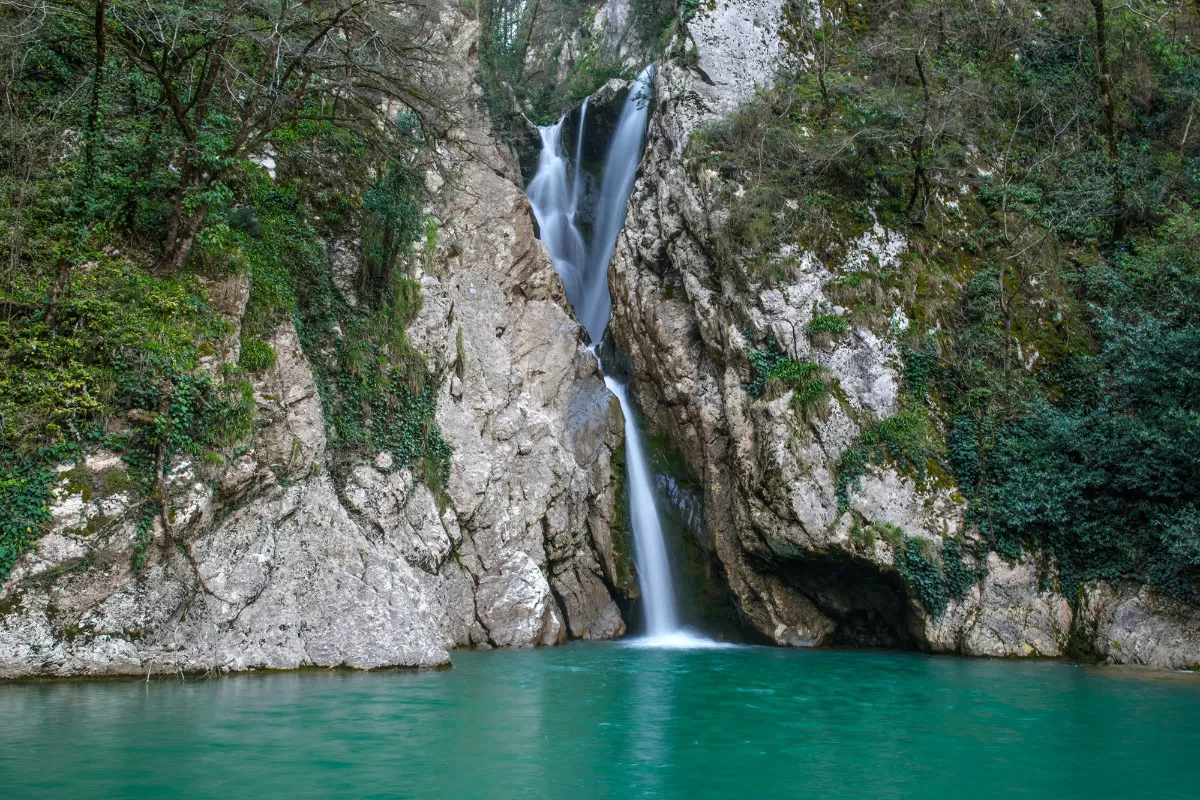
[163,208,206,272]
[1091,0,1126,243]
[162,163,207,271]
[83,0,108,181]
[907,50,932,227]
[120,122,159,232]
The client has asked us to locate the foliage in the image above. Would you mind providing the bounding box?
[896,536,981,617]
[808,312,849,347]
[701,1,1200,604]
[848,518,876,553]
[285,190,452,499]
[0,0,454,575]
[945,218,1200,599]
[0,258,230,452]
[239,338,276,374]
[477,0,668,137]
[808,313,848,336]
[744,341,832,422]
[361,165,426,307]
[0,450,62,577]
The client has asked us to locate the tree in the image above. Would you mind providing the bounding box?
[63,0,448,270]
[1090,0,1127,244]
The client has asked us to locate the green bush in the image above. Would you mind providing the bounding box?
[0,454,60,577]
[808,313,849,335]
[239,338,277,374]
[849,519,876,553]
[943,216,1200,601]
[744,342,832,422]
[808,313,850,348]
[896,536,981,617]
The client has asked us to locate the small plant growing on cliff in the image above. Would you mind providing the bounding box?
[239,338,277,374]
[871,521,905,550]
[825,272,888,309]
[786,362,833,423]
[744,343,833,423]
[808,313,850,348]
[849,519,876,553]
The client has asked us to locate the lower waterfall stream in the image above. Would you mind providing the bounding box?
[527,65,712,645]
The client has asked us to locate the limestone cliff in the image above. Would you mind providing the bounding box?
[605,1,1200,670]
[0,6,626,678]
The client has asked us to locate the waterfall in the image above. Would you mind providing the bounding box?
[527,66,654,345]
[604,376,679,636]
[526,66,723,648]
[526,116,589,317]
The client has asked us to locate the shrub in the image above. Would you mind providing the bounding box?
[744,343,833,423]
[808,313,850,347]
[849,519,876,552]
[239,338,277,373]
[896,536,981,618]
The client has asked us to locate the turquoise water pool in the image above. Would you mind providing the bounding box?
[2,643,1198,798]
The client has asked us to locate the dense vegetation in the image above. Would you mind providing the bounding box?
[701,0,1200,607]
[0,0,452,577]
[478,0,682,138]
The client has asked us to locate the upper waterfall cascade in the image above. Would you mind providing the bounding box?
[526,66,718,647]
[527,66,655,346]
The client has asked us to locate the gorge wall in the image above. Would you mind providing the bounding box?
[3,0,1198,677]
[605,0,1200,669]
[0,5,627,677]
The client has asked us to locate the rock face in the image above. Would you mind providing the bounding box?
[0,7,626,678]
[604,8,1200,670]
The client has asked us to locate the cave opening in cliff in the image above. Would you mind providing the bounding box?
[775,555,919,649]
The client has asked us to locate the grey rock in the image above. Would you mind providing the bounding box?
[0,8,626,679]
[1084,584,1200,670]
[604,15,1200,667]
[253,321,325,482]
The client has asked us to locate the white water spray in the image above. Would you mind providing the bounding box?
[527,66,720,647]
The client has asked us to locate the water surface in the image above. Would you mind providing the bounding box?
[3,644,1198,798]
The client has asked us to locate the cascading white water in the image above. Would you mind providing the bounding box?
[526,115,589,317]
[527,65,721,645]
[603,376,679,636]
[527,66,654,345]
[526,68,729,648]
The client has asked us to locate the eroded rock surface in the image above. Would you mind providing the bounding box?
[605,13,1200,669]
[0,6,625,678]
